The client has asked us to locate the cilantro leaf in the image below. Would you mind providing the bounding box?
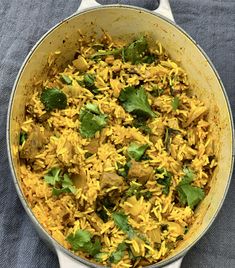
[79,103,107,138]
[44,168,77,196]
[116,161,132,178]
[91,48,121,59]
[127,143,149,161]
[84,73,95,88]
[125,181,152,201]
[150,86,164,97]
[52,187,70,196]
[119,86,155,118]
[44,167,61,186]
[177,167,205,209]
[91,36,156,65]
[109,242,127,264]
[123,36,150,64]
[156,168,172,195]
[83,73,99,94]
[85,103,100,114]
[177,184,205,209]
[133,118,152,134]
[66,229,101,257]
[172,96,180,111]
[112,212,135,238]
[61,173,77,194]
[40,88,67,111]
[180,167,195,185]
[67,229,91,251]
[61,74,72,85]
[142,190,152,200]
[126,181,142,198]
[81,239,101,257]
[19,131,27,145]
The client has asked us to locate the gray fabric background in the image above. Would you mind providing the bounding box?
[0,0,234,267]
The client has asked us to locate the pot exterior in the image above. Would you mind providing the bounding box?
[7,5,234,268]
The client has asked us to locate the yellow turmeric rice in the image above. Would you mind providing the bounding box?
[18,34,217,267]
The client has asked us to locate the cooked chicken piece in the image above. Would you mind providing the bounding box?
[71,169,87,189]
[20,126,50,159]
[185,106,208,127]
[100,172,124,190]
[128,160,154,185]
[84,139,99,154]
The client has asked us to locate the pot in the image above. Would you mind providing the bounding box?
[7,0,234,267]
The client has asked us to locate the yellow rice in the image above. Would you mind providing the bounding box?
[18,33,217,267]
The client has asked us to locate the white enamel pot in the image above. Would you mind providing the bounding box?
[7,0,234,268]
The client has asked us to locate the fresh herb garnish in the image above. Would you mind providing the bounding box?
[109,242,127,264]
[91,36,155,65]
[84,73,95,88]
[119,86,155,118]
[40,88,67,111]
[61,74,72,85]
[133,118,152,134]
[116,161,132,178]
[176,167,205,209]
[19,131,27,145]
[164,127,180,152]
[84,73,99,94]
[44,167,77,196]
[66,229,101,257]
[172,96,180,111]
[126,181,152,200]
[112,212,135,238]
[123,36,154,64]
[44,167,61,185]
[91,48,121,59]
[127,143,149,161]
[126,181,142,198]
[78,73,99,94]
[156,168,172,195]
[181,167,195,184]
[79,103,107,138]
[150,86,164,97]
[96,196,115,222]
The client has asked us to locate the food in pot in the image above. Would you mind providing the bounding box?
[18,34,217,267]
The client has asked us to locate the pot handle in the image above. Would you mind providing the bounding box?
[77,0,174,22]
[154,0,174,22]
[56,247,183,268]
[57,247,87,268]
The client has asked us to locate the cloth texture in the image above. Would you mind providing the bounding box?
[0,0,234,267]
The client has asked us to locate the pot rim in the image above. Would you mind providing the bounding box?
[6,4,235,268]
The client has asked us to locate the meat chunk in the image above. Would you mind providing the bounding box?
[100,172,124,190]
[84,139,99,154]
[128,160,154,185]
[20,126,50,159]
[71,169,87,189]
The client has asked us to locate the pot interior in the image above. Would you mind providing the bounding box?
[8,6,234,266]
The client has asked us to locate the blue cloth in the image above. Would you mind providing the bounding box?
[0,0,234,267]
